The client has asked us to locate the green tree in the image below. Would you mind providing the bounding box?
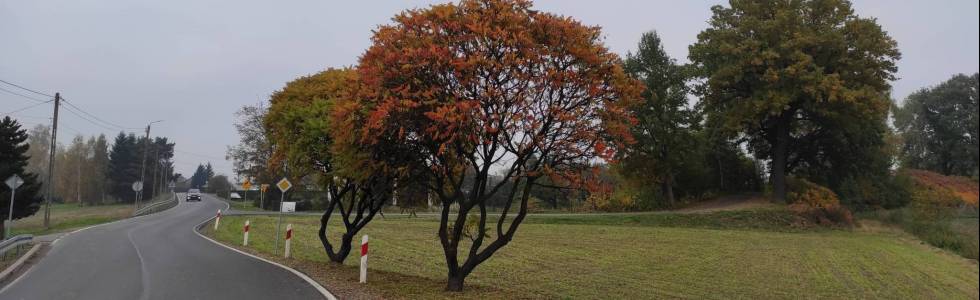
[689,0,900,201]
[1,117,44,238]
[895,73,979,177]
[108,132,140,202]
[190,163,214,189]
[208,174,233,198]
[621,31,700,206]
[87,134,110,204]
[228,104,274,183]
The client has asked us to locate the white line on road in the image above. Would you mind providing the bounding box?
[192,198,336,300]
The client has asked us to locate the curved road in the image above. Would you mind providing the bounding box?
[0,194,324,299]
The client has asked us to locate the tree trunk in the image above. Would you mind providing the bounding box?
[662,177,675,207]
[446,275,465,291]
[771,121,790,202]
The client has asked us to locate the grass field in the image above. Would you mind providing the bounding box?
[207,212,979,299]
[10,203,134,236]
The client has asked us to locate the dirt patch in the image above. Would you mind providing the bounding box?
[675,194,778,213]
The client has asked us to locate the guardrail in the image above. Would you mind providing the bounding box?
[133,193,179,217]
[0,234,33,261]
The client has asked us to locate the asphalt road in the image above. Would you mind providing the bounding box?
[0,194,325,300]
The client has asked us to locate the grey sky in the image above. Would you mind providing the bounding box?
[2,0,978,179]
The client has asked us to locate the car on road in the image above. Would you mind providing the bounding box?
[186,189,202,202]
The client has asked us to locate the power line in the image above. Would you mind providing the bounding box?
[2,99,55,115]
[60,98,141,130]
[0,79,55,98]
[60,104,126,133]
[0,85,50,103]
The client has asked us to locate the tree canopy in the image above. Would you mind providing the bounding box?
[689,0,900,201]
[895,73,979,177]
[621,31,700,206]
[348,0,641,290]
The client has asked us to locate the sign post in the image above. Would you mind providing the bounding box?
[259,184,269,210]
[274,178,292,254]
[5,174,25,238]
[241,179,252,210]
[132,181,143,210]
[168,181,176,199]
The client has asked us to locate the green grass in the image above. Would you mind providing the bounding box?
[10,202,134,236]
[208,213,979,299]
[522,209,816,231]
[215,195,266,212]
[862,208,979,260]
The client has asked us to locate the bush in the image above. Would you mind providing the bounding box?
[786,177,854,227]
[787,177,841,208]
[837,174,913,210]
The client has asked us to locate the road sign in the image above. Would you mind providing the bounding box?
[276,178,292,193]
[280,201,296,212]
[260,184,269,193]
[242,179,252,191]
[132,181,143,192]
[168,181,176,189]
[5,174,24,189]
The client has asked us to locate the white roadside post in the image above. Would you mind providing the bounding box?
[284,224,293,258]
[243,219,250,246]
[214,209,221,230]
[5,175,25,239]
[360,234,369,283]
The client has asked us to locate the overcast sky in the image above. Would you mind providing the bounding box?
[2,0,978,179]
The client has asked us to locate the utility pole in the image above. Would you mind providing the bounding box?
[43,93,60,229]
[151,149,159,199]
[76,155,81,207]
[137,120,163,209]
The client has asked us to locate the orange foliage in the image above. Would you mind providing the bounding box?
[904,169,979,207]
[348,0,643,193]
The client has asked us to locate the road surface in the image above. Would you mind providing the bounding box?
[0,194,325,299]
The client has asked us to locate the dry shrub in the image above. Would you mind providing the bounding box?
[904,169,979,207]
[787,177,854,227]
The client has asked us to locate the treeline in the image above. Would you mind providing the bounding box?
[23,124,176,204]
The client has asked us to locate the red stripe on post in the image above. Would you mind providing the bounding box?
[361,242,368,256]
[286,228,292,240]
[244,224,249,232]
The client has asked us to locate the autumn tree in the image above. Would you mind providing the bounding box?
[265,68,395,263]
[621,31,699,206]
[352,0,641,290]
[25,125,50,183]
[1,117,44,238]
[895,73,979,177]
[689,0,900,201]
